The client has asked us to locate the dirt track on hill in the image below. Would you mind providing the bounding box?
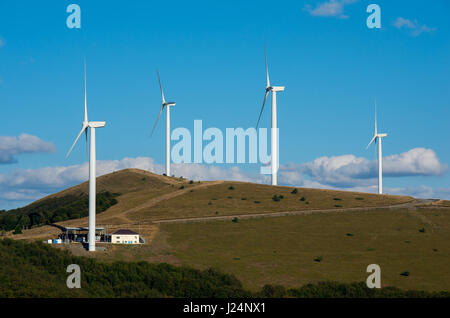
[153,199,438,224]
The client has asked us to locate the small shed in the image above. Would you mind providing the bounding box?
[111,229,140,244]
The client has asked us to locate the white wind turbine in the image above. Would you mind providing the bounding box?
[151,70,176,177]
[366,101,387,194]
[66,61,106,252]
[256,46,285,186]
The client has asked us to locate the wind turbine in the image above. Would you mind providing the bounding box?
[66,60,106,252]
[151,70,176,177]
[366,101,387,194]
[256,46,285,186]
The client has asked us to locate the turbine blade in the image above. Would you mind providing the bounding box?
[151,105,164,136]
[84,58,88,122]
[264,45,270,88]
[366,135,376,149]
[85,129,88,156]
[156,70,165,104]
[256,90,269,129]
[67,124,88,158]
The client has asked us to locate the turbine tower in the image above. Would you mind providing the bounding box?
[66,60,106,252]
[151,70,176,177]
[256,46,285,186]
[366,101,387,194]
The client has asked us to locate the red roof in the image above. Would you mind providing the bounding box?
[112,229,138,235]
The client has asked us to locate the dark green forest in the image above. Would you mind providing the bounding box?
[0,239,449,298]
[0,191,119,233]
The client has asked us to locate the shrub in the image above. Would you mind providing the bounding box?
[300,197,306,201]
[346,233,354,237]
[232,217,239,223]
[419,228,426,233]
[13,225,22,235]
[272,195,281,202]
[335,204,343,208]
[355,197,364,200]
[254,201,261,204]
[333,198,342,201]
[400,271,410,277]
[314,256,323,262]
[179,185,185,189]
[291,189,298,194]
[228,186,235,190]
[189,180,194,184]
[260,284,287,298]
[227,196,232,199]
[241,197,247,200]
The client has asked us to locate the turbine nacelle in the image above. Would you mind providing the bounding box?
[163,102,176,107]
[270,86,285,92]
[88,121,106,128]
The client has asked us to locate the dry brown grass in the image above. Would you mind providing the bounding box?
[432,200,450,207]
[127,182,413,222]
[157,207,450,292]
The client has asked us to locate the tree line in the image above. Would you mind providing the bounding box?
[0,191,119,234]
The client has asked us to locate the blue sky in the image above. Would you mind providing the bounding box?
[0,0,449,209]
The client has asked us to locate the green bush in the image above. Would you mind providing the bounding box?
[401,271,410,277]
[291,189,298,194]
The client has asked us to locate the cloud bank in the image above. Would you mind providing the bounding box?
[0,134,56,164]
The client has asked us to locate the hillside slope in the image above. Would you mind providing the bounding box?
[4,168,414,240]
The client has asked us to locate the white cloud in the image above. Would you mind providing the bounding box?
[0,134,56,164]
[304,0,357,19]
[393,17,436,37]
[296,148,447,188]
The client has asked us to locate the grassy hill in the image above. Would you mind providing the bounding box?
[3,168,414,240]
[4,168,450,294]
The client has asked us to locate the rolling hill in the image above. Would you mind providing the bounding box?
[2,168,413,240]
[4,168,450,293]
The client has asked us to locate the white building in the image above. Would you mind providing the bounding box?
[111,229,140,244]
